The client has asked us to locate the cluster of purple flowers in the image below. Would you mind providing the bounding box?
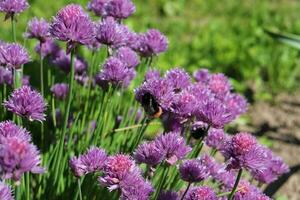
[0,181,13,200]
[134,131,191,166]
[135,68,248,132]
[0,121,44,181]
[0,42,30,69]
[70,148,153,199]
[4,86,47,122]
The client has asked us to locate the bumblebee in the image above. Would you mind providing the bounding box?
[190,126,207,140]
[141,92,163,118]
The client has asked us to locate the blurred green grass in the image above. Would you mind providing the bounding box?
[2,0,300,99]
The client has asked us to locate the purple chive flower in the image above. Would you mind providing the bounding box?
[24,17,50,42]
[96,57,134,88]
[119,171,153,200]
[251,147,289,184]
[22,75,30,86]
[136,29,168,57]
[224,93,248,118]
[0,134,44,181]
[0,182,13,200]
[158,191,179,200]
[133,141,164,166]
[4,86,47,121]
[35,39,60,58]
[52,50,88,74]
[105,0,135,19]
[87,0,109,17]
[0,66,13,86]
[155,131,191,165]
[96,17,130,48]
[208,73,232,98]
[135,78,174,114]
[50,4,95,53]
[0,0,29,17]
[116,47,139,68]
[0,43,30,69]
[224,133,269,172]
[69,147,107,177]
[233,180,271,200]
[50,83,69,100]
[0,121,31,143]
[165,68,191,93]
[179,159,209,183]
[144,69,160,81]
[171,90,197,119]
[184,186,217,200]
[205,128,226,150]
[100,154,138,190]
[200,155,236,188]
[196,97,234,129]
[193,68,210,83]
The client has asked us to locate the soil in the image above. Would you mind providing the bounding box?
[240,93,300,200]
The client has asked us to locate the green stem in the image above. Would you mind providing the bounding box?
[228,169,243,200]
[131,117,149,151]
[54,48,76,182]
[11,15,16,42]
[25,173,30,200]
[153,166,169,200]
[40,43,44,149]
[78,178,83,200]
[180,182,191,200]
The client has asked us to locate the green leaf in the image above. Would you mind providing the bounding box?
[265,29,300,50]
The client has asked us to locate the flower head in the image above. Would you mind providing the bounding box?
[96,57,134,88]
[155,131,191,165]
[100,154,141,191]
[0,0,29,16]
[0,134,44,181]
[0,43,30,69]
[135,78,174,115]
[35,39,60,58]
[165,68,191,93]
[184,186,217,200]
[208,73,232,98]
[50,83,69,100]
[194,69,210,84]
[50,4,95,53]
[133,141,164,166]
[96,17,130,48]
[251,147,289,184]
[116,47,139,68]
[196,97,234,128]
[158,191,179,200]
[179,159,209,183]
[87,0,109,17]
[205,128,226,150]
[0,66,12,86]
[224,93,248,118]
[69,147,107,177]
[119,172,153,200]
[105,0,135,19]
[223,133,269,172]
[4,86,47,121]
[144,69,160,81]
[0,121,31,141]
[136,29,168,57]
[24,17,50,42]
[0,182,13,200]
